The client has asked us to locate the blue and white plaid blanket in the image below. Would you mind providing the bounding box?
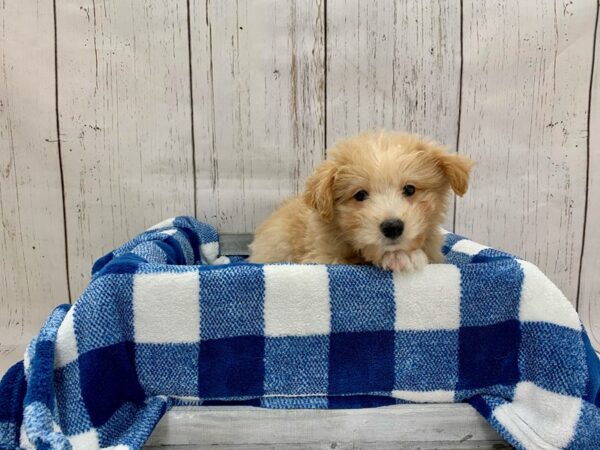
[1,216,599,449]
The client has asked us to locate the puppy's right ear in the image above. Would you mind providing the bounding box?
[304,160,337,222]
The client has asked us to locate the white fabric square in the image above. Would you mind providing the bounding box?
[392,389,454,403]
[160,228,178,236]
[394,264,461,330]
[24,341,34,373]
[133,271,200,343]
[493,381,582,449]
[518,260,580,330]
[54,307,79,368]
[147,217,175,231]
[67,429,100,450]
[200,241,219,264]
[451,239,489,256]
[264,265,331,336]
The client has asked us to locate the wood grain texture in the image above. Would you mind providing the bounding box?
[0,0,69,367]
[145,404,508,449]
[326,0,462,228]
[191,0,325,233]
[56,0,195,297]
[456,0,596,303]
[145,444,508,450]
[579,6,600,349]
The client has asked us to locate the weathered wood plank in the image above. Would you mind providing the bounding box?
[145,404,509,449]
[456,0,596,303]
[0,0,69,372]
[326,0,462,228]
[146,444,507,450]
[0,344,28,379]
[219,233,253,256]
[579,7,600,350]
[56,0,195,297]
[191,0,325,233]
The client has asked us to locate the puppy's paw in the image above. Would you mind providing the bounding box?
[406,248,428,272]
[381,251,411,272]
[381,249,428,272]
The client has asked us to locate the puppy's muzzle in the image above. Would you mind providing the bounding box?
[380,219,404,239]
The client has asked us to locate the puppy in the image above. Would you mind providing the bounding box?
[249,131,473,272]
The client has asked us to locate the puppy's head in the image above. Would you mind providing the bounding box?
[304,131,473,264]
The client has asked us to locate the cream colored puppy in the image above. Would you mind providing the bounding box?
[249,131,473,272]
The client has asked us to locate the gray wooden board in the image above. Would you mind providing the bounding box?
[219,233,253,256]
[191,0,325,234]
[0,343,27,378]
[56,0,195,298]
[145,404,510,449]
[455,0,596,305]
[578,3,600,350]
[145,444,509,450]
[0,0,70,362]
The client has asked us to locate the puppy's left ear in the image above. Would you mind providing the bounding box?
[304,160,337,221]
[436,151,474,197]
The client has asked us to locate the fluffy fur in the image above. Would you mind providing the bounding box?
[249,131,474,272]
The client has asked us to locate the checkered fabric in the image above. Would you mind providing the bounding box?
[1,216,599,450]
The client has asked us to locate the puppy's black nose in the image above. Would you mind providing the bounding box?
[380,219,404,239]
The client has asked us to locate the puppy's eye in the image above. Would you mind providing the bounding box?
[353,190,369,201]
[403,185,416,197]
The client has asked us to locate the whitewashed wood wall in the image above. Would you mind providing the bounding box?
[1,0,599,372]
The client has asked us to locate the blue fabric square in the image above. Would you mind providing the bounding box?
[198,335,264,398]
[131,242,168,265]
[174,225,201,263]
[582,331,600,406]
[79,342,145,427]
[329,331,394,395]
[97,402,140,449]
[458,320,520,390]
[74,276,135,353]
[444,250,473,266]
[54,362,93,435]
[394,330,458,391]
[95,253,146,276]
[519,323,587,396]
[91,252,114,274]
[155,239,186,265]
[200,265,264,339]
[0,422,18,449]
[0,361,26,448]
[97,398,167,449]
[468,394,492,419]
[24,340,55,407]
[168,232,195,265]
[328,395,397,409]
[173,216,219,244]
[459,259,523,326]
[136,343,199,396]
[473,247,518,262]
[328,266,395,332]
[264,336,329,395]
